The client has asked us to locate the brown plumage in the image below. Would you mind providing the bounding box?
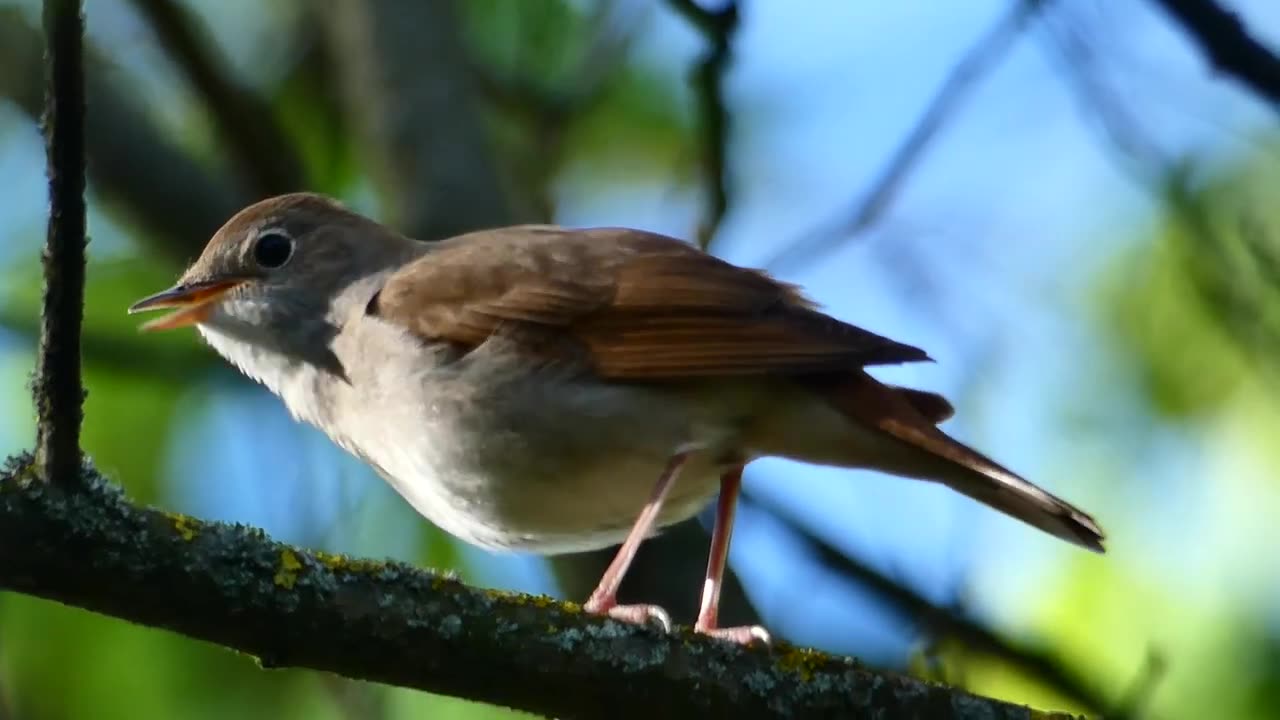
[373,226,930,378]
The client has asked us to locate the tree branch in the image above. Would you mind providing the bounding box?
[764,0,1050,271]
[33,0,87,489]
[127,0,308,195]
[667,0,740,250]
[1149,0,1280,110]
[0,455,1080,720]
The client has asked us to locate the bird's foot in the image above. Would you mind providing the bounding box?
[695,623,772,646]
[584,598,673,633]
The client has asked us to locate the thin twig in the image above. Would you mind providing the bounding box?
[128,0,306,195]
[764,0,1052,271]
[33,0,87,488]
[1039,6,1169,186]
[667,0,740,250]
[749,493,1122,718]
[1149,0,1280,110]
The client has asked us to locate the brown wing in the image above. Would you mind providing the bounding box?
[371,226,930,379]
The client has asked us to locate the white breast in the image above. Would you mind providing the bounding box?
[201,301,748,554]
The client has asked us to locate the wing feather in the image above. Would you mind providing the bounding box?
[372,226,929,379]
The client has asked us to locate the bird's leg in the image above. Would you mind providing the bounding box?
[583,451,690,631]
[694,466,771,645]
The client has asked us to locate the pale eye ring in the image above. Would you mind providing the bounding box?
[252,229,294,269]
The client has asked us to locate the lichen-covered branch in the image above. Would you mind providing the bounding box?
[0,455,1080,720]
[33,0,87,489]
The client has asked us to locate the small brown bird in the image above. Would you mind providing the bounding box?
[130,193,1104,644]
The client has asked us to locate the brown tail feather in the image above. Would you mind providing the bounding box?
[812,372,1105,553]
[891,387,954,424]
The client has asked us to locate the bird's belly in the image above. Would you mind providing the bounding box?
[386,448,724,553]
[337,354,748,553]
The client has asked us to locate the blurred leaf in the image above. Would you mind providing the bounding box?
[1097,146,1280,418]
[561,64,697,182]
[460,0,595,85]
[272,30,359,194]
[386,683,542,720]
[460,0,694,189]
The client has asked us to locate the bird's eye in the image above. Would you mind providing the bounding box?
[252,230,294,269]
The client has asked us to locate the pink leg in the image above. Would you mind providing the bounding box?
[583,452,690,631]
[694,466,770,645]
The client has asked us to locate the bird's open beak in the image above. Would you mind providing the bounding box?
[128,278,245,332]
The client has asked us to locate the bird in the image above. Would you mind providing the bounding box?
[129,192,1105,645]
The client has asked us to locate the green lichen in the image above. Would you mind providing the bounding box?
[273,549,303,589]
[777,646,827,682]
[482,587,579,613]
[164,512,199,542]
[312,549,387,575]
[1,454,40,488]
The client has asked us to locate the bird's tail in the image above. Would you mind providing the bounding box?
[811,372,1105,553]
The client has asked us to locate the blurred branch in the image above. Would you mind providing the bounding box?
[667,0,739,250]
[127,0,307,195]
[750,494,1122,719]
[0,455,1081,720]
[318,0,520,239]
[0,309,216,385]
[1149,0,1280,110]
[1039,14,1170,185]
[0,9,251,263]
[1112,648,1167,720]
[33,0,87,490]
[764,0,1051,271]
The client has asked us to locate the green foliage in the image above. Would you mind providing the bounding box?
[460,0,697,195]
[1099,150,1280,418]
[0,593,343,720]
[271,39,359,195]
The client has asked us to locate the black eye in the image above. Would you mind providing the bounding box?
[253,230,294,269]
